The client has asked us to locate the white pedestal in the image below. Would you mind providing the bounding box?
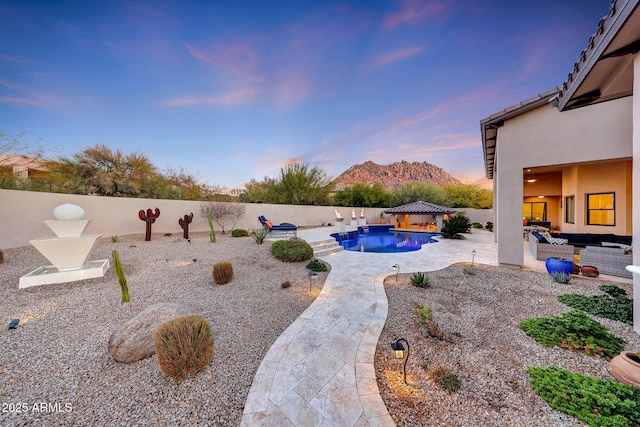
[19,259,110,289]
[335,219,345,232]
[358,218,367,226]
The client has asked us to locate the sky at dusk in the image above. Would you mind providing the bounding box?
[1,0,611,190]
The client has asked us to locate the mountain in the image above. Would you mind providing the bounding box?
[332,160,461,190]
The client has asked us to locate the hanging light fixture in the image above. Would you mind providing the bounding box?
[525,169,537,183]
[390,338,410,384]
[391,264,400,283]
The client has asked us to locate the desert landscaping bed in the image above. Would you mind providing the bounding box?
[0,232,324,426]
[375,264,640,426]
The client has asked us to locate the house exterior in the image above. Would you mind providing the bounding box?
[481,0,640,333]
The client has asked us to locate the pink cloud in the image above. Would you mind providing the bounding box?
[185,42,263,84]
[0,78,69,108]
[366,46,425,70]
[161,88,258,107]
[0,55,27,63]
[272,67,311,106]
[383,0,447,30]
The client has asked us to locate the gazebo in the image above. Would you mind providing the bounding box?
[384,201,456,232]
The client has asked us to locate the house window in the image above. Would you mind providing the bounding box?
[586,192,615,226]
[565,195,575,224]
[523,202,546,221]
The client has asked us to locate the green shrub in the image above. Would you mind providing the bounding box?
[485,221,493,231]
[410,271,430,288]
[306,259,328,272]
[472,222,483,229]
[414,303,442,338]
[527,366,640,426]
[154,314,214,382]
[550,272,571,284]
[112,250,130,303]
[519,310,625,360]
[558,284,633,324]
[429,367,461,393]
[111,235,119,243]
[252,227,268,244]
[231,228,249,237]
[212,261,234,284]
[440,215,471,239]
[271,239,313,262]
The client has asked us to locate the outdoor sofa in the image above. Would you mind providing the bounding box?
[579,245,633,278]
[528,232,574,261]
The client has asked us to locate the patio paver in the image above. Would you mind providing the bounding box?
[240,227,499,426]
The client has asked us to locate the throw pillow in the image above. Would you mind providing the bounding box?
[602,241,632,252]
[546,237,568,245]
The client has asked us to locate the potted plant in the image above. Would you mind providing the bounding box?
[545,257,574,276]
[610,351,640,386]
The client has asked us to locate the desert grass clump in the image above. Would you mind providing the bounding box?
[212,261,234,284]
[429,367,461,393]
[0,248,3,264]
[112,250,130,303]
[154,314,214,382]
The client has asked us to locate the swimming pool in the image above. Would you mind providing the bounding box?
[331,226,439,253]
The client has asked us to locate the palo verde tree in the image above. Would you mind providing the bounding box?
[443,183,493,209]
[333,182,392,207]
[390,182,451,207]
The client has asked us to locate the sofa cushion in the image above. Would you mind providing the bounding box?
[602,241,632,253]
[614,235,632,246]
[559,233,587,245]
[531,231,545,242]
[586,233,615,245]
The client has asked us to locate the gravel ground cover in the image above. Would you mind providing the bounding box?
[375,263,640,426]
[0,233,323,426]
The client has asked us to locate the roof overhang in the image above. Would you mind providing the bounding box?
[480,90,558,179]
[553,0,640,111]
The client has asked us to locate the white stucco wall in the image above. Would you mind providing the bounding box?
[494,96,633,267]
[0,189,492,248]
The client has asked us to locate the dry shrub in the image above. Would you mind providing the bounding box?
[154,314,214,382]
[0,249,3,264]
[212,261,234,284]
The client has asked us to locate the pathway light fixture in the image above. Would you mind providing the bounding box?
[390,338,410,384]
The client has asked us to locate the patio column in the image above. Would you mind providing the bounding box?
[632,53,640,334]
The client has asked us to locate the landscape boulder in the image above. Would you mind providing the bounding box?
[108,303,193,363]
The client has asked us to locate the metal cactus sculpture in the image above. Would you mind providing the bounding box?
[138,207,160,241]
[179,213,193,239]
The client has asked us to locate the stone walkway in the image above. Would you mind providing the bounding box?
[240,228,499,426]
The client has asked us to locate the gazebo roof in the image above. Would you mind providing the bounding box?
[384,201,456,215]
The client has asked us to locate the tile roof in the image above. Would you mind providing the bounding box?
[383,201,456,215]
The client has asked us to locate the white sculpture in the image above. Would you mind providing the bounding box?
[335,209,343,219]
[19,203,110,288]
[360,208,365,218]
[351,209,356,219]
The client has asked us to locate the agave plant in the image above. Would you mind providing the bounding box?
[440,215,471,239]
[411,271,430,288]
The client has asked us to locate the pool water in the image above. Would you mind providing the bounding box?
[331,227,439,253]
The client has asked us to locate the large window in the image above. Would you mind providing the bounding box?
[523,202,547,221]
[565,195,575,224]
[586,192,615,226]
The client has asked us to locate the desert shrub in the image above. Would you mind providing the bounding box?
[558,284,633,324]
[0,249,3,264]
[164,232,172,236]
[231,228,249,237]
[518,310,625,360]
[485,221,493,231]
[212,261,234,284]
[154,314,214,382]
[306,259,328,272]
[251,227,268,244]
[440,215,471,239]
[111,235,118,243]
[527,366,640,426]
[414,303,442,338]
[281,281,291,289]
[410,271,430,288]
[271,239,313,262]
[429,367,461,393]
[550,272,571,284]
[472,222,483,229]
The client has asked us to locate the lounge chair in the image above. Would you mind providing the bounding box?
[258,216,297,236]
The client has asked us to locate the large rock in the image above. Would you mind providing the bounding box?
[108,303,193,363]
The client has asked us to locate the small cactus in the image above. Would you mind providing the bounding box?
[138,207,160,241]
[178,213,193,239]
[213,261,234,284]
[154,314,214,382]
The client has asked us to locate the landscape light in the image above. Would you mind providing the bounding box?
[391,264,400,283]
[308,270,318,291]
[390,338,410,384]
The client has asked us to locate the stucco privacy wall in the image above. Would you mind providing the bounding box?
[0,189,493,248]
[495,96,632,267]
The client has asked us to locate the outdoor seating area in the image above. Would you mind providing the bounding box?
[528,232,574,261]
[258,215,297,237]
[579,246,633,279]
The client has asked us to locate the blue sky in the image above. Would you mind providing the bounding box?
[1,0,610,190]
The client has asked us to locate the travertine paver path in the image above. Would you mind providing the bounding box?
[240,227,498,426]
